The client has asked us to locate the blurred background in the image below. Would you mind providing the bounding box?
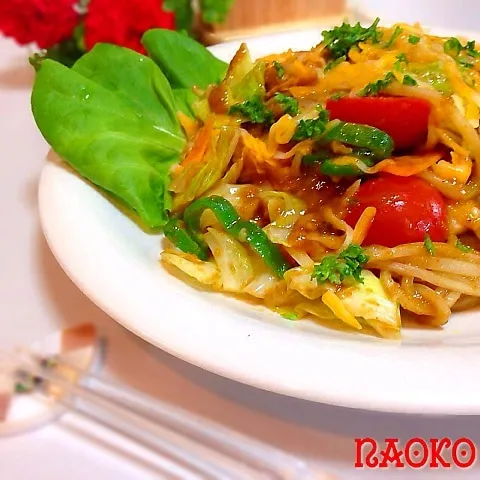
[208,0,345,41]
[2,0,479,70]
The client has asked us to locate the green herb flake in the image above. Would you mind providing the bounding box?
[358,71,395,96]
[408,35,421,45]
[465,40,480,58]
[281,312,298,321]
[394,53,408,71]
[324,55,346,73]
[444,37,480,69]
[385,26,403,48]
[228,95,274,124]
[273,61,285,78]
[456,239,474,253]
[321,17,381,60]
[274,93,299,116]
[402,74,418,86]
[424,235,436,256]
[312,244,369,285]
[292,108,329,140]
[444,37,463,57]
[329,92,346,101]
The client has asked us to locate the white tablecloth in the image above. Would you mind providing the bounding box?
[1,35,479,479]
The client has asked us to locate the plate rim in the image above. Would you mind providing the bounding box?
[37,27,480,415]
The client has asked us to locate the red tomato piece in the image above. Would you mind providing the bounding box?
[344,174,448,247]
[326,97,431,151]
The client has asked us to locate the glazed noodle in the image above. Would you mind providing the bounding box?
[161,20,480,338]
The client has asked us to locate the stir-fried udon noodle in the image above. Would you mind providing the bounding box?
[161,20,480,338]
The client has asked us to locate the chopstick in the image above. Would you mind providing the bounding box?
[8,349,326,480]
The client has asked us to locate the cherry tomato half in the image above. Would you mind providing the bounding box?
[326,97,431,151]
[344,174,448,247]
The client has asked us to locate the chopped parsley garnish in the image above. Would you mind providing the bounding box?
[281,312,298,321]
[385,26,403,48]
[274,93,299,116]
[330,92,346,101]
[403,74,418,86]
[273,61,284,78]
[292,108,329,140]
[408,35,420,45]
[312,244,369,285]
[424,235,436,256]
[456,239,474,253]
[321,17,381,60]
[444,37,463,57]
[444,37,480,69]
[228,96,274,124]
[358,72,395,96]
[465,40,480,57]
[394,53,408,70]
[324,55,346,73]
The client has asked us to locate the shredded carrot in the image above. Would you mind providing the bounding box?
[352,207,377,245]
[367,152,443,176]
[181,116,214,167]
[178,112,200,139]
[322,291,362,330]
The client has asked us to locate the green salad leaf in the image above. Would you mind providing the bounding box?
[172,88,198,117]
[32,54,185,228]
[73,43,182,139]
[142,29,228,89]
[32,29,231,229]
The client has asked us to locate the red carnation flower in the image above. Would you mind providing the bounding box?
[0,0,79,49]
[84,0,176,54]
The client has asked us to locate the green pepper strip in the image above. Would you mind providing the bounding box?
[320,159,365,176]
[320,121,394,160]
[303,148,376,176]
[164,218,209,261]
[183,196,291,277]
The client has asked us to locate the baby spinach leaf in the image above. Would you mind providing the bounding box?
[142,29,228,89]
[173,88,198,117]
[73,43,182,140]
[32,59,185,228]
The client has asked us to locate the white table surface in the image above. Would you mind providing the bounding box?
[1,35,480,479]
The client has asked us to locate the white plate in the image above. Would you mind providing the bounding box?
[38,28,480,415]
